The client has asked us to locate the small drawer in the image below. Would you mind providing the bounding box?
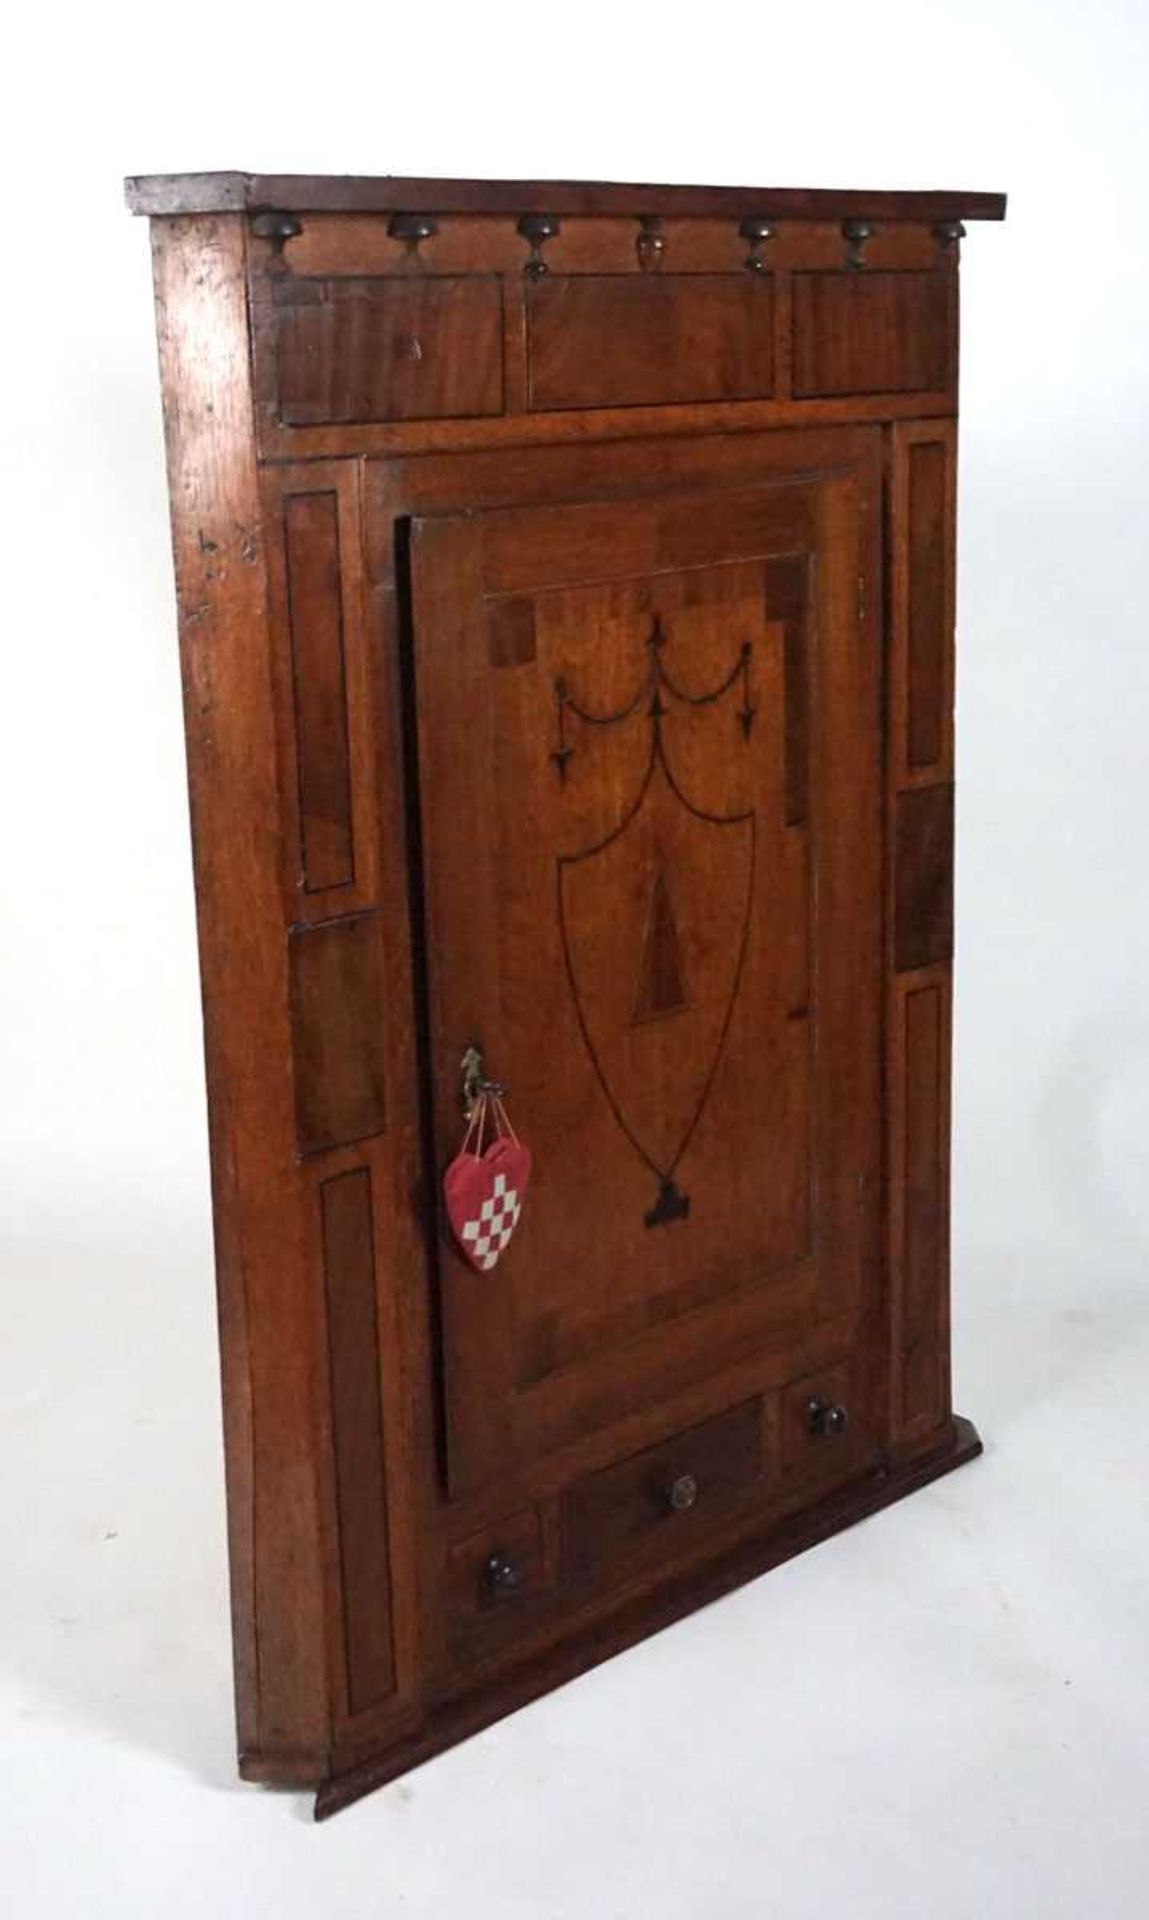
[528,274,774,411]
[448,1507,544,1621]
[562,1398,765,1583]
[272,275,504,425]
[792,270,951,398]
[780,1359,872,1479]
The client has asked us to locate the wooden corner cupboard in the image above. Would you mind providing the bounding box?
[127,171,1006,1818]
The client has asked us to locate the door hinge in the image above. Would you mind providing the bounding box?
[857,572,868,624]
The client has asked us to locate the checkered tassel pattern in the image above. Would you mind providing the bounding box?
[457,1167,523,1271]
[443,1092,531,1275]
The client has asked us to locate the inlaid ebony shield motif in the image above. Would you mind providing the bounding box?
[555,615,756,1226]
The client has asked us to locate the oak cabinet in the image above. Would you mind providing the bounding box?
[127,172,1005,1817]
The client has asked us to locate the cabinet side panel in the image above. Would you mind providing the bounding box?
[886,420,958,1449]
[890,419,956,789]
[889,970,953,1436]
[261,459,383,925]
[321,1170,397,1712]
[149,214,331,1770]
[905,442,949,769]
[282,489,356,892]
[289,913,389,1155]
[894,783,955,972]
[265,455,419,1761]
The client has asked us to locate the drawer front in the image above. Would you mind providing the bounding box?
[528,274,774,411]
[273,276,504,424]
[780,1357,875,1480]
[448,1507,545,1622]
[792,271,951,398]
[562,1398,766,1583]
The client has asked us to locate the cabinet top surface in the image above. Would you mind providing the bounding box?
[124,171,1006,223]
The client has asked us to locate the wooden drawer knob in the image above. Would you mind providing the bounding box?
[739,216,776,273]
[663,1472,699,1513]
[387,211,439,249]
[518,213,560,279]
[805,1397,849,1438]
[482,1548,526,1598]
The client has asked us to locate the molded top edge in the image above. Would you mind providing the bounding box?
[124,172,1007,223]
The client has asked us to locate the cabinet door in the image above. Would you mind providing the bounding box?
[410,440,883,1493]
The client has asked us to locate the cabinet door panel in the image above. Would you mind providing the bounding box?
[409,444,883,1493]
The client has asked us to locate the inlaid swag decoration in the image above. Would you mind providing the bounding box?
[553,611,758,1228]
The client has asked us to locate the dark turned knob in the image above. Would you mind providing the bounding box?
[663,1472,699,1514]
[388,211,440,251]
[739,216,776,272]
[841,218,874,270]
[518,213,561,279]
[932,218,966,256]
[251,210,302,254]
[805,1396,849,1437]
[636,214,666,272]
[482,1548,525,1598]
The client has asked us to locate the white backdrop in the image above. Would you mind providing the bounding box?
[4,3,1148,1914]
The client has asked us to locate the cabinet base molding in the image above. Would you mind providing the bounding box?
[313,1415,981,1821]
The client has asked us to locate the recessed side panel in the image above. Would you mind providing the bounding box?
[888,968,953,1441]
[906,441,949,769]
[261,459,384,924]
[281,489,355,892]
[894,784,955,973]
[290,914,388,1155]
[886,420,959,1451]
[890,421,957,788]
[320,1168,396,1715]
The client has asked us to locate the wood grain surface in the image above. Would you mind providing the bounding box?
[134,180,993,1812]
